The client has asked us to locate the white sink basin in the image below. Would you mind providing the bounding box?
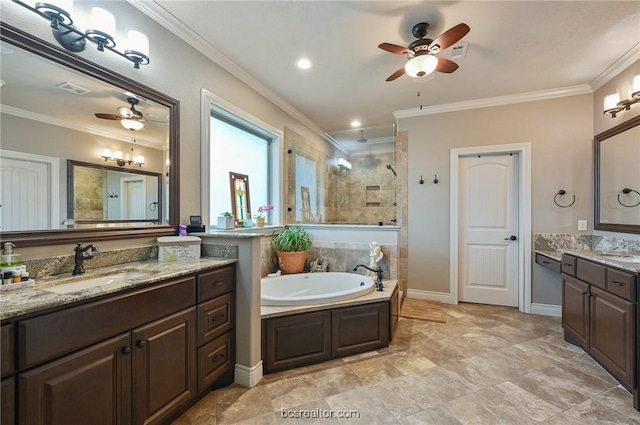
[603,256,640,264]
[44,271,153,294]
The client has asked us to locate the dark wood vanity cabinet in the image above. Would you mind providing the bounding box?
[2,263,236,425]
[561,254,638,395]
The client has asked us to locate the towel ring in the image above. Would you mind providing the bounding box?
[617,188,640,208]
[554,190,575,208]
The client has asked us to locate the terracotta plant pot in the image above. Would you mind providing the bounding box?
[276,251,308,274]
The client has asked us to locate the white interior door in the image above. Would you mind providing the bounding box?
[121,178,145,219]
[0,152,58,231]
[458,153,519,307]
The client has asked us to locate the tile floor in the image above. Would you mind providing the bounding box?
[173,302,640,424]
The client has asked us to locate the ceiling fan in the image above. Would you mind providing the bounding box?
[95,97,164,130]
[378,22,470,82]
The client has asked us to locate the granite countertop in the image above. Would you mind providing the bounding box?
[0,257,236,320]
[261,279,398,319]
[535,249,640,273]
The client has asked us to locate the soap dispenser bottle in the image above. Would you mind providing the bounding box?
[1,243,21,267]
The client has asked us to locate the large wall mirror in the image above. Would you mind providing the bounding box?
[0,23,179,246]
[594,115,640,234]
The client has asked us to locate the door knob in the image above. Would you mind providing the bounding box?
[504,235,517,241]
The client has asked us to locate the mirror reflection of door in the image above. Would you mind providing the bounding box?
[121,177,146,220]
[0,150,59,231]
[229,172,251,227]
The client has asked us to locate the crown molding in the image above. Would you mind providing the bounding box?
[127,0,333,145]
[590,42,640,91]
[393,84,593,119]
[1,105,160,148]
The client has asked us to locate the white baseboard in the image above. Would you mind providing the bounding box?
[235,361,263,388]
[406,289,455,304]
[531,303,562,317]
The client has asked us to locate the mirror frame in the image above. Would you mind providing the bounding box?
[67,160,163,224]
[0,22,180,246]
[594,114,640,234]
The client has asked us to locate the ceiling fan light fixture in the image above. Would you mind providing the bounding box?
[121,118,144,131]
[405,54,438,78]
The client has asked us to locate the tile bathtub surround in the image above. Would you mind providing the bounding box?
[259,239,397,280]
[22,245,158,279]
[173,303,640,425]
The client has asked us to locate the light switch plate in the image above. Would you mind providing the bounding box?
[578,220,587,231]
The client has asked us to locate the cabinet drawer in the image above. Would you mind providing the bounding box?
[536,253,561,273]
[561,255,577,276]
[18,276,195,370]
[576,258,606,289]
[198,292,235,346]
[607,269,637,302]
[197,332,234,392]
[197,266,235,302]
[1,377,14,425]
[1,324,14,378]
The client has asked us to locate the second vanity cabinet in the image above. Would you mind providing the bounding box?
[2,263,236,425]
[561,254,637,393]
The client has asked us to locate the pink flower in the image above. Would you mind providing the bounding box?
[257,204,274,218]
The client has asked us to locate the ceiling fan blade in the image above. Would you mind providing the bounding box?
[385,67,406,82]
[95,113,122,120]
[428,23,470,52]
[378,42,413,56]
[435,58,459,73]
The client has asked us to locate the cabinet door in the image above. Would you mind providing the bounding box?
[18,334,132,425]
[263,310,331,374]
[562,274,590,347]
[590,286,635,389]
[132,308,196,425]
[2,377,15,425]
[332,302,389,358]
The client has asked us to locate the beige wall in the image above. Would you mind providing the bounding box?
[399,94,593,304]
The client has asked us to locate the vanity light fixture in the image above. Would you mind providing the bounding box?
[337,158,352,173]
[12,0,150,69]
[101,148,144,167]
[604,74,640,118]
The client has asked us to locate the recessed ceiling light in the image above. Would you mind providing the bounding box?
[350,120,361,128]
[296,58,312,69]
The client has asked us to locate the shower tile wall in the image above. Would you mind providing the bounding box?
[73,167,105,221]
[284,127,397,225]
[335,152,396,225]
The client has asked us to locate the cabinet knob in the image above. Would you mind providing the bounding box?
[136,340,146,348]
[213,314,225,321]
[611,281,624,287]
[121,346,131,355]
[212,281,224,286]
[212,354,225,363]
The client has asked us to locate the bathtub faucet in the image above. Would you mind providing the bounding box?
[353,264,384,291]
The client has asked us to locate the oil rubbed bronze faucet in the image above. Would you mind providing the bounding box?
[72,243,99,275]
[353,264,384,291]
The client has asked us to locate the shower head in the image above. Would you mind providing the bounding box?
[386,164,397,176]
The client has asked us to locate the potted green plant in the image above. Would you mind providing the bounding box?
[217,212,234,230]
[272,226,312,274]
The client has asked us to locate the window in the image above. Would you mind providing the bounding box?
[201,91,282,228]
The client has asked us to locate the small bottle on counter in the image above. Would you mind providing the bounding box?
[2,271,12,285]
[21,271,30,282]
[12,270,21,283]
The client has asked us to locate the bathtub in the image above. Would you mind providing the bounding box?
[261,272,375,306]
